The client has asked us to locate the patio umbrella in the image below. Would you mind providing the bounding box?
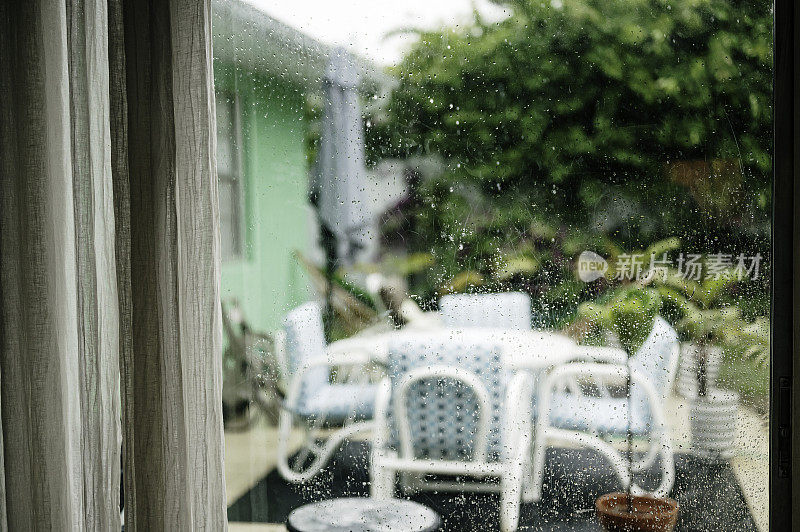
[312,47,369,335]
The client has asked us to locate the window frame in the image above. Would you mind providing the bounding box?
[216,90,247,262]
[771,0,796,527]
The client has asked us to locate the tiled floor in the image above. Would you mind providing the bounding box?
[225,420,297,532]
[225,421,294,504]
[225,394,769,531]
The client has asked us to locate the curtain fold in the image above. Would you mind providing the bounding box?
[169,0,227,526]
[0,0,111,527]
[67,0,123,527]
[118,0,226,528]
[107,0,138,528]
[0,0,225,528]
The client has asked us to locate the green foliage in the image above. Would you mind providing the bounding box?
[375,252,436,277]
[578,285,661,354]
[367,0,771,317]
[718,346,769,413]
[574,258,770,364]
[375,0,771,201]
[651,265,769,365]
[674,302,769,365]
[657,267,738,311]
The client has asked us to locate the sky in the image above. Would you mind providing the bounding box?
[242,0,511,66]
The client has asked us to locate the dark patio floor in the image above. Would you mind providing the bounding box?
[228,441,756,532]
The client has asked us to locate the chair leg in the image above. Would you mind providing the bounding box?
[632,437,660,472]
[500,467,522,532]
[276,410,302,482]
[525,426,547,502]
[652,434,675,498]
[622,430,675,497]
[370,456,395,500]
[278,410,375,483]
[277,413,329,484]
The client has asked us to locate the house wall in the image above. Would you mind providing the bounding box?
[214,61,312,335]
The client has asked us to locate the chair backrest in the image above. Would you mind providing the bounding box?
[439,292,532,330]
[283,302,329,400]
[631,316,680,400]
[386,335,510,462]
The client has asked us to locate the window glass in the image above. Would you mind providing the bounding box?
[214,0,771,529]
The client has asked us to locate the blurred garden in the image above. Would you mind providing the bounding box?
[215,2,776,528]
[304,0,772,409]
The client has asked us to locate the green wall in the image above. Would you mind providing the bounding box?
[214,61,312,335]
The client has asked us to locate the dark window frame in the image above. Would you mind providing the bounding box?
[771,0,796,527]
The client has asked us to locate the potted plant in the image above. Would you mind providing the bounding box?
[676,307,738,460]
[656,268,767,461]
[675,306,728,392]
[677,306,769,461]
[580,286,679,532]
[653,269,736,398]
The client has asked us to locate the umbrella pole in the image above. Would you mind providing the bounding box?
[320,223,337,341]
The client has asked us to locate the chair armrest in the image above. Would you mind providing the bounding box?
[327,336,388,362]
[557,348,628,393]
[282,351,380,410]
[538,362,667,428]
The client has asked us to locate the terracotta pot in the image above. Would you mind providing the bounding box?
[596,492,679,532]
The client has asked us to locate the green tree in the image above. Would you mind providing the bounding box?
[367,0,771,311]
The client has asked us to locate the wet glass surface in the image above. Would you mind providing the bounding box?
[213,0,772,529]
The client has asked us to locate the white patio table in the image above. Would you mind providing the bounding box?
[328,325,625,372]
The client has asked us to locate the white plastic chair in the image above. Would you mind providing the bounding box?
[371,337,533,532]
[528,317,680,501]
[440,291,532,330]
[277,302,380,483]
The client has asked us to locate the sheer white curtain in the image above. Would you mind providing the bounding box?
[0,0,226,529]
